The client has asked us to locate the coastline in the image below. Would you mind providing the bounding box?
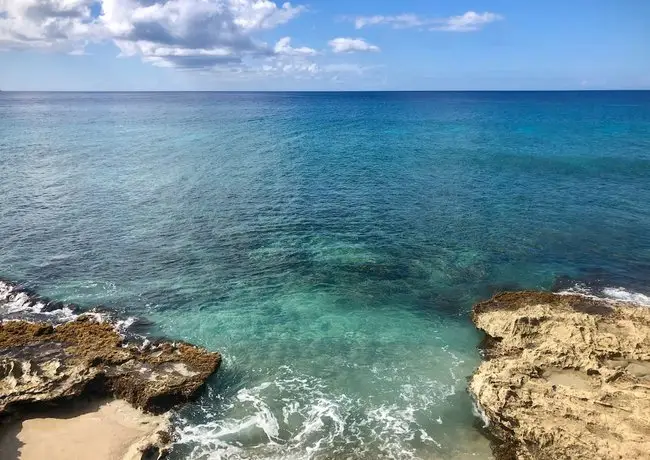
[469,291,650,459]
[0,279,221,460]
[3,276,650,459]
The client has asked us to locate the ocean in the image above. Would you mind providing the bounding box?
[1,91,649,459]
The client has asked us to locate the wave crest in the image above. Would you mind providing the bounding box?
[558,283,650,307]
[0,279,140,336]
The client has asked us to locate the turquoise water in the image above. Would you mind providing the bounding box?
[1,91,650,459]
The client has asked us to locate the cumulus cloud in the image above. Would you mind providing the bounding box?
[274,36,317,56]
[0,0,385,83]
[100,0,310,69]
[352,11,502,32]
[257,36,320,77]
[0,0,311,69]
[230,0,305,30]
[328,37,379,54]
[0,0,98,51]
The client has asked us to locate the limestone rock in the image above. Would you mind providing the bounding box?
[469,291,650,460]
[0,317,221,416]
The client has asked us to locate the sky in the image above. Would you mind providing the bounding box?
[0,0,649,91]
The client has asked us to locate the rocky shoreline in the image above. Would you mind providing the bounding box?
[4,278,650,460]
[469,291,650,460]
[0,280,221,460]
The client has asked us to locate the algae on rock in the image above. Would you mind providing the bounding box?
[0,317,221,416]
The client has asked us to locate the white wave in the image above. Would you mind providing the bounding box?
[367,404,417,442]
[236,384,281,442]
[113,315,139,334]
[471,399,490,429]
[173,365,465,460]
[294,397,346,457]
[0,280,140,336]
[0,280,78,321]
[558,282,592,296]
[601,287,650,306]
[558,283,650,307]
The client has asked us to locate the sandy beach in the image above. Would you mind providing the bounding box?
[0,399,169,460]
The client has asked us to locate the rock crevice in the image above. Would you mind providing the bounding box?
[469,291,650,460]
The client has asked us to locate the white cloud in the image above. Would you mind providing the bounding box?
[0,0,311,70]
[260,60,319,76]
[256,60,376,79]
[101,0,309,69]
[322,63,363,74]
[260,38,320,77]
[0,0,98,51]
[354,14,423,30]
[230,0,305,30]
[274,36,317,56]
[437,11,502,32]
[322,63,380,76]
[328,37,379,54]
[0,0,384,85]
[352,11,502,32]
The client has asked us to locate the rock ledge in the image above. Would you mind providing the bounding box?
[0,317,221,416]
[0,313,221,459]
[469,291,650,460]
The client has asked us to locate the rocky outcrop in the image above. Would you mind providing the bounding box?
[469,291,650,460]
[0,280,221,459]
[0,317,221,416]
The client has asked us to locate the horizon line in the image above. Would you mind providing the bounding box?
[1,89,649,93]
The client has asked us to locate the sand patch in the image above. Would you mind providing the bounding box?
[544,368,596,391]
[0,399,170,460]
[626,361,650,379]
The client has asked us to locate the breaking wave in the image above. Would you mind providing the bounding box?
[558,282,650,307]
[601,287,650,306]
[0,279,140,336]
[172,362,490,460]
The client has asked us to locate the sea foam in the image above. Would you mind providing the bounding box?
[0,279,139,336]
[559,282,650,307]
[171,360,482,460]
[601,287,650,306]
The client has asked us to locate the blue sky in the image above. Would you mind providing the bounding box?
[1,0,648,90]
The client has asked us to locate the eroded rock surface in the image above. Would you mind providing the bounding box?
[0,318,221,416]
[469,291,650,460]
[0,280,221,459]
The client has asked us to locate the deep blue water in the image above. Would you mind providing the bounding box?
[1,91,650,459]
